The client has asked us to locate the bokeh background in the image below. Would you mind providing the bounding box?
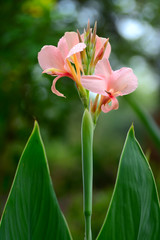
[0,0,160,239]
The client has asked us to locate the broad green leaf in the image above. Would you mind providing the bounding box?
[97,126,160,240]
[0,121,72,240]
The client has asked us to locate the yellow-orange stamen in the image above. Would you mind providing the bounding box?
[73,54,81,83]
[66,59,78,83]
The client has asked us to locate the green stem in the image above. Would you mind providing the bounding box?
[81,109,94,240]
[77,85,89,109]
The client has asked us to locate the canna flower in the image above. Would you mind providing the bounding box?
[81,58,138,113]
[38,32,86,97]
[38,27,111,98]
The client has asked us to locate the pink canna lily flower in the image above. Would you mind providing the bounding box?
[81,58,138,113]
[38,32,86,97]
[38,31,111,98]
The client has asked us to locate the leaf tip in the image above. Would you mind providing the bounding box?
[34,120,39,129]
[128,123,135,138]
[32,120,40,136]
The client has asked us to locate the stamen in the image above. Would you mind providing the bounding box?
[73,54,81,83]
[105,90,112,96]
[66,59,78,83]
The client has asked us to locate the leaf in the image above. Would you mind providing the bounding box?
[0,121,72,240]
[97,125,160,240]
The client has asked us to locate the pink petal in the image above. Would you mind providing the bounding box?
[42,68,56,75]
[66,43,86,59]
[51,76,66,97]
[101,97,119,113]
[109,68,138,96]
[64,32,79,51]
[95,58,112,78]
[58,36,69,59]
[42,68,66,75]
[81,75,106,95]
[38,45,64,72]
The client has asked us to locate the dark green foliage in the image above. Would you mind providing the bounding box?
[0,122,72,240]
[97,126,160,240]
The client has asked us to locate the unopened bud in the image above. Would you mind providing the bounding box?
[86,19,90,33]
[77,30,83,43]
[94,38,109,66]
[91,21,97,45]
[91,94,99,113]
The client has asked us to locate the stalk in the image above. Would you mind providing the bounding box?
[81,109,94,240]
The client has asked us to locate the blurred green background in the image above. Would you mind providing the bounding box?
[0,0,160,239]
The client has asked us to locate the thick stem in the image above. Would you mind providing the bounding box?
[81,109,94,240]
[85,215,92,240]
[77,84,89,109]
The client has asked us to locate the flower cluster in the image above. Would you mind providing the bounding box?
[38,22,138,119]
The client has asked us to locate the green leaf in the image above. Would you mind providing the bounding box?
[0,121,72,240]
[97,125,160,240]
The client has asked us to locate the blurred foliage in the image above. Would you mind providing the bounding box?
[0,0,160,239]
